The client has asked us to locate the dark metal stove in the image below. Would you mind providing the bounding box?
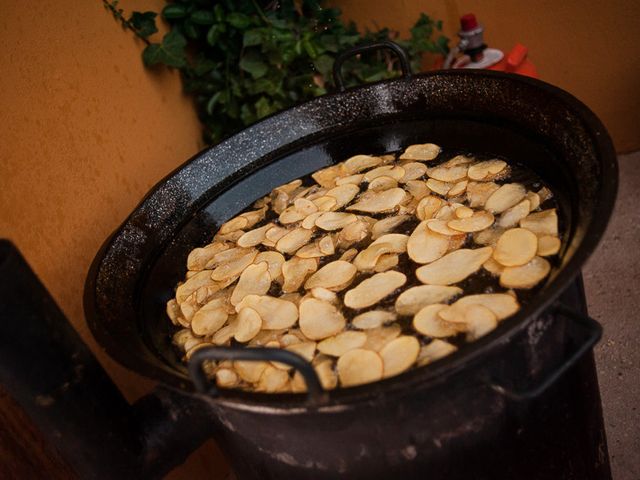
[0,240,611,479]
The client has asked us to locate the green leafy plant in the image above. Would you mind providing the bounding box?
[105,0,448,144]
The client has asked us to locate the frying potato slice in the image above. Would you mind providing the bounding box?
[236,295,298,329]
[362,324,402,351]
[380,336,420,378]
[395,285,463,316]
[191,298,228,336]
[416,339,457,367]
[407,221,450,264]
[254,251,285,282]
[467,160,507,181]
[276,228,313,253]
[336,173,364,186]
[326,184,360,208]
[352,310,397,329]
[344,271,407,309]
[218,216,248,235]
[485,183,527,214]
[315,212,358,230]
[500,256,551,289]
[337,349,384,386]
[454,294,519,320]
[187,242,230,271]
[230,262,271,306]
[347,188,406,213]
[483,257,505,276]
[313,196,338,212]
[455,206,474,218]
[304,260,357,291]
[519,209,558,236]
[498,199,531,228]
[526,191,541,211]
[312,165,343,188]
[466,181,500,208]
[416,247,493,285]
[426,218,463,236]
[215,368,239,388]
[282,257,317,293]
[448,210,494,232]
[400,143,441,161]
[413,304,458,338]
[405,180,429,200]
[176,270,218,304]
[237,223,275,248]
[537,235,561,256]
[257,366,290,392]
[234,360,268,383]
[234,307,263,342]
[426,178,452,196]
[364,165,406,182]
[344,154,381,173]
[371,215,410,239]
[211,249,259,281]
[447,180,469,198]
[416,195,444,220]
[368,176,398,191]
[318,331,367,357]
[310,287,338,304]
[493,228,538,267]
[427,164,468,183]
[374,253,399,272]
[399,162,428,182]
[315,360,338,390]
[464,305,498,341]
[299,298,346,340]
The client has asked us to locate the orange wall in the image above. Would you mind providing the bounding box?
[334,0,640,152]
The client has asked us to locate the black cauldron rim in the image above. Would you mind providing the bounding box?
[84,66,617,412]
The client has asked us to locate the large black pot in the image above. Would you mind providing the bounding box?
[84,43,617,479]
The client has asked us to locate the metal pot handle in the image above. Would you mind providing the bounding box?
[332,40,413,92]
[490,303,602,402]
[188,346,327,404]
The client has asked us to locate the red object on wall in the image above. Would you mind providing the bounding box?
[488,43,538,78]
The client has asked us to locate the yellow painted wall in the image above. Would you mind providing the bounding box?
[0,1,227,477]
[334,0,640,152]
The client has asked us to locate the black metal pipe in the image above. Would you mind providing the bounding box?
[0,240,212,478]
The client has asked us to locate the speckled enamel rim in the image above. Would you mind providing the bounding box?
[85,69,617,410]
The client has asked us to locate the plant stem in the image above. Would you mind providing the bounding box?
[102,0,151,45]
[250,0,271,25]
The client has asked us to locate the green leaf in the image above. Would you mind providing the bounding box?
[313,54,333,78]
[255,96,273,119]
[191,10,215,25]
[182,20,199,40]
[129,11,157,38]
[162,4,187,20]
[227,12,251,29]
[239,51,268,79]
[142,30,187,68]
[206,23,226,46]
[206,91,223,115]
[243,28,262,47]
[213,4,225,22]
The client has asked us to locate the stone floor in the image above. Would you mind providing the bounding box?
[583,150,640,480]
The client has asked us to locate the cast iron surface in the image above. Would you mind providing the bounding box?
[0,240,212,479]
[85,67,617,408]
